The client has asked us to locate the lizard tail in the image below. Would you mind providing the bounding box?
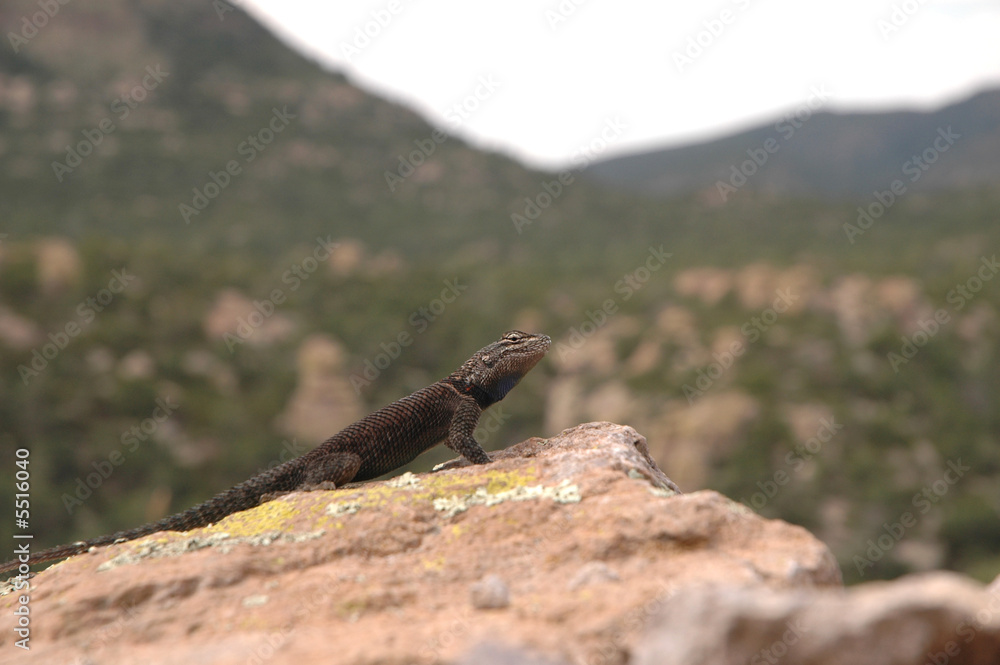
[1,462,298,577]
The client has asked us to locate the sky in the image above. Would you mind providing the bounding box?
[239,0,1000,170]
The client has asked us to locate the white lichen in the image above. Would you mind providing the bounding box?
[95,529,326,571]
[433,479,581,518]
[385,472,421,488]
[326,501,363,516]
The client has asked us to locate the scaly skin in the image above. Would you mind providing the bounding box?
[1,331,550,576]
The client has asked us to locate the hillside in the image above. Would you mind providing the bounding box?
[0,0,600,256]
[2,0,1000,589]
[587,88,1000,200]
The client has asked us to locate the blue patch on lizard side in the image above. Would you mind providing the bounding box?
[491,374,523,402]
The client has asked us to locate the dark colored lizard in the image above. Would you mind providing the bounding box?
[1,330,550,576]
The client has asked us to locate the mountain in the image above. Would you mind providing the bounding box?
[0,0,619,258]
[587,88,1000,200]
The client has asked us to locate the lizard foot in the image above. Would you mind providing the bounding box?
[432,453,494,473]
[299,480,340,492]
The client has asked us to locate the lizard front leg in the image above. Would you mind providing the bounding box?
[444,395,492,465]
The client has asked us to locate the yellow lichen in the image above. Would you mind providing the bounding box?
[202,498,300,538]
[422,555,446,571]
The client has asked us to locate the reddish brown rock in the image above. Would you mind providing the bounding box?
[0,422,839,664]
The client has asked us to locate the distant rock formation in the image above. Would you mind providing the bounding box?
[36,236,82,294]
[276,333,364,444]
[202,288,296,347]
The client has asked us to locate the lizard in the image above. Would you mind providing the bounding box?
[1,330,550,576]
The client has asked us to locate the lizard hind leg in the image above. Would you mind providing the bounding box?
[259,452,362,503]
[296,451,363,491]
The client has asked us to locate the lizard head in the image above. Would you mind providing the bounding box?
[459,331,551,405]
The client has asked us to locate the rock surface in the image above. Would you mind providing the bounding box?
[9,422,997,664]
[0,422,839,664]
[634,572,1000,665]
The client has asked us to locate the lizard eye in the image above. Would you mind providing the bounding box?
[504,331,522,342]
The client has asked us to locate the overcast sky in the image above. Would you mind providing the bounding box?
[240,0,1000,170]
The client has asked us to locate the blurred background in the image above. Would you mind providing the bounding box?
[1,0,998,584]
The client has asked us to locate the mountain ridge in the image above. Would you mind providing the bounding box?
[0,0,590,256]
[587,87,1000,200]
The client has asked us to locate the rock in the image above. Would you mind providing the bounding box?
[327,238,365,276]
[455,642,571,665]
[470,574,510,610]
[202,288,296,346]
[276,334,364,443]
[0,305,40,350]
[35,236,82,294]
[117,349,156,381]
[647,390,760,488]
[673,267,734,306]
[0,422,839,664]
[634,572,1000,665]
[568,561,621,590]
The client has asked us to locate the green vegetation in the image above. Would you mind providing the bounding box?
[2,0,998,586]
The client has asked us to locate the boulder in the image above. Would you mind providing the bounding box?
[0,422,839,664]
[634,572,1000,665]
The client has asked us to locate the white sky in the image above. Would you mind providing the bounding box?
[239,0,1000,170]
